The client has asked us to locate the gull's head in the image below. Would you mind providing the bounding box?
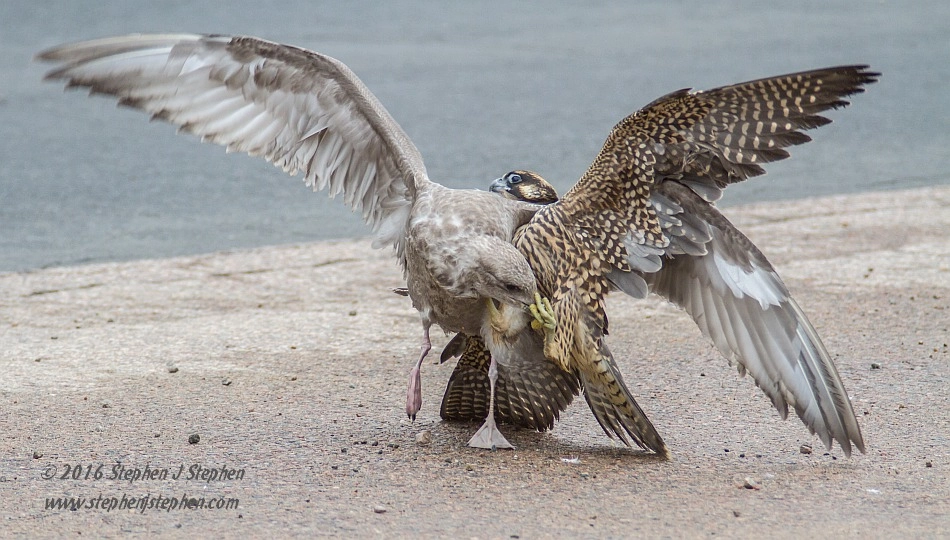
[489,170,559,205]
[475,247,537,310]
[475,246,538,344]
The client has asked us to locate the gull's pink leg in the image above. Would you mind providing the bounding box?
[406,322,432,420]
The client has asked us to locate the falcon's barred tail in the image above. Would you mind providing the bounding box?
[440,334,578,431]
[578,342,669,457]
[439,338,492,422]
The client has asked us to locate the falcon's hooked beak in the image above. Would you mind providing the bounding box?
[489,176,510,196]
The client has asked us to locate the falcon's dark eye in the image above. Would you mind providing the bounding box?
[508,173,523,184]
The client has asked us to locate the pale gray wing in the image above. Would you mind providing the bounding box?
[647,181,864,456]
[37,33,429,257]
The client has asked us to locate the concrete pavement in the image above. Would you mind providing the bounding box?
[1,186,948,537]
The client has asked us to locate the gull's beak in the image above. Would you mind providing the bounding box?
[496,296,528,312]
[489,177,508,194]
[503,293,534,312]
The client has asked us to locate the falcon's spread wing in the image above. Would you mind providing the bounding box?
[37,34,429,261]
[439,334,579,431]
[515,66,877,455]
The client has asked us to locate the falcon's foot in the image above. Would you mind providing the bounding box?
[530,293,556,331]
[530,293,560,362]
[468,415,514,450]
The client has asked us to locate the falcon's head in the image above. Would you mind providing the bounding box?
[489,170,559,205]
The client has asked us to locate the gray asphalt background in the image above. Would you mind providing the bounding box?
[1,1,948,271]
[1,187,948,537]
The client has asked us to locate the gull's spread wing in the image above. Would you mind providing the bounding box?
[38,34,429,257]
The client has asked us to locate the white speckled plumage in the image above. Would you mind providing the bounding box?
[38,34,543,447]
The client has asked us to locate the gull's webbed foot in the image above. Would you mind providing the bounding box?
[468,343,514,450]
[467,415,514,450]
[406,326,431,421]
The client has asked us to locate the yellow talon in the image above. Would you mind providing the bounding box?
[529,292,556,331]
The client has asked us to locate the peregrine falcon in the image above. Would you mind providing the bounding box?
[448,162,873,456]
[38,34,876,456]
[498,63,877,457]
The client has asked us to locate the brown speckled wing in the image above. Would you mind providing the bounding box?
[511,66,877,455]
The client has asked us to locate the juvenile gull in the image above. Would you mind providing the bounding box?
[38,34,554,451]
